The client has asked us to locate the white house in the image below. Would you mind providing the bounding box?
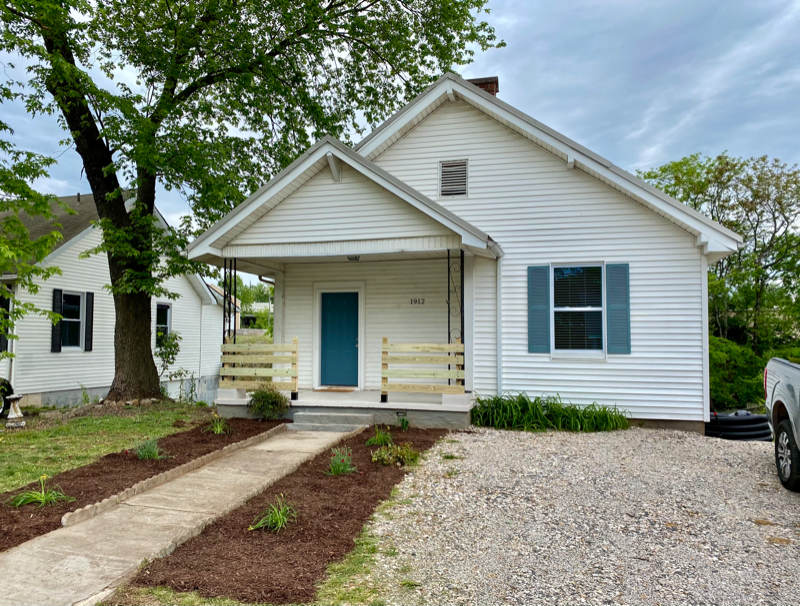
[188,74,741,431]
[0,194,224,407]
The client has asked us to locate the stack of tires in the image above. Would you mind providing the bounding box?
[705,410,772,441]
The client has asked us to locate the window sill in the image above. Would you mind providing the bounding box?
[549,351,607,362]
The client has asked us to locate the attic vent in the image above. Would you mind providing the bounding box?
[439,160,468,197]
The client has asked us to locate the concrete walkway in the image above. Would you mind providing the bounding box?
[0,430,349,606]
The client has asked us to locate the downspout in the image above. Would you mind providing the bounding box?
[496,255,502,395]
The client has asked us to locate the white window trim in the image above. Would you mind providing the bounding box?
[61,291,85,351]
[550,263,607,360]
[438,159,469,199]
[156,302,172,345]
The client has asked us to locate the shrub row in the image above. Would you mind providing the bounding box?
[471,393,629,432]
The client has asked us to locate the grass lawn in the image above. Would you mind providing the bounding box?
[0,402,210,493]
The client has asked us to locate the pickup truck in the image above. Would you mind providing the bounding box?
[765,357,800,491]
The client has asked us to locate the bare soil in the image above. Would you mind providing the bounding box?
[0,418,286,553]
[129,428,447,605]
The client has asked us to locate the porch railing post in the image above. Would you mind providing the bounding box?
[291,336,299,401]
[381,336,389,403]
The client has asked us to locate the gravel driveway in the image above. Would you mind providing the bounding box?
[366,427,800,605]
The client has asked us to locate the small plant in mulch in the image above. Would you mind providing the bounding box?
[247,384,289,421]
[248,494,298,532]
[203,413,232,435]
[134,438,168,460]
[441,453,462,460]
[398,416,410,431]
[365,425,393,447]
[371,443,420,467]
[326,446,358,475]
[6,475,76,508]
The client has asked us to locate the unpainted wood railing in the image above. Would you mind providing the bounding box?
[381,337,464,402]
[220,337,298,400]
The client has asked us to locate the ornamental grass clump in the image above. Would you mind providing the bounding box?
[203,413,232,435]
[471,393,629,432]
[247,384,289,421]
[248,494,297,532]
[134,438,167,460]
[326,446,358,475]
[7,475,76,508]
[365,425,393,447]
[398,416,410,432]
[371,443,419,467]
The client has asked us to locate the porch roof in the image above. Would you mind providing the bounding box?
[188,137,499,276]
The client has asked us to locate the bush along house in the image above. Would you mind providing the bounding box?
[190,74,742,431]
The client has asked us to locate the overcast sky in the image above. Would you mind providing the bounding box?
[7,0,800,226]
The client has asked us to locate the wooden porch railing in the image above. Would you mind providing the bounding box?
[220,337,298,400]
[381,337,464,402]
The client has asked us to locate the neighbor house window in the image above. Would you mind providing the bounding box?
[156,303,171,346]
[552,266,603,351]
[61,292,83,348]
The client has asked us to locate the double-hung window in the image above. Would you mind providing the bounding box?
[60,292,83,349]
[552,265,604,352]
[156,303,171,347]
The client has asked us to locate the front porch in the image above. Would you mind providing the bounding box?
[217,388,473,429]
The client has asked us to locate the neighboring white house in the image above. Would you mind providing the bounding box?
[0,194,224,407]
[188,73,742,430]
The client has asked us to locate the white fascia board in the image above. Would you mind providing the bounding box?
[356,72,741,253]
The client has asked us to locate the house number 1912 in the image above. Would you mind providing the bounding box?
[410,298,425,305]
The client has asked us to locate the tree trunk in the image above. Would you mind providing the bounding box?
[106,290,161,401]
[41,26,162,401]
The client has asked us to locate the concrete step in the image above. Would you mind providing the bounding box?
[288,423,365,433]
[292,411,375,426]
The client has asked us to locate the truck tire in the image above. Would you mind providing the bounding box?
[775,420,800,492]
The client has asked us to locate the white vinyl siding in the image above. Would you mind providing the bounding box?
[11,228,219,397]
[283,259,448,390]
[200,304,224,378]
[374,101,705,421]
[473,256,497,395]
[230,163,453,246]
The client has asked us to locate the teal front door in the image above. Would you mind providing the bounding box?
[320,292,358,386]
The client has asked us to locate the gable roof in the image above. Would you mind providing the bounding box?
[187,136,494,261]
[0,193,216,304]
[355,72,742,260]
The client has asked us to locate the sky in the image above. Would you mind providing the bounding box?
[5,0,800,229]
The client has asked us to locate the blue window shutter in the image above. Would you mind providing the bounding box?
[528,266,550,353]
[606,264,631,354]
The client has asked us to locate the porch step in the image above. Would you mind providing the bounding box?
[288,411,374,432]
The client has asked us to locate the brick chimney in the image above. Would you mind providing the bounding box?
[467,76,499,96]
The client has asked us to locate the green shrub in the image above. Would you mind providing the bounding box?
[710,336,766,410]
[471,393,629,432]
[365,425,393,447]
[398,416,410,432]
[326,446,358,475]
[134,438,167,460]
[7,474,76,508]
[247,384,289,421]
[371,443,419,467]
[203,414,232,435]
[248,494,297,532]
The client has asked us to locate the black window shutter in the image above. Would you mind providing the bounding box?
[606,264,631,354]
[528,266,551,353]
[51,289,62,353]
[84,292,94,352]
[0,292,9,353]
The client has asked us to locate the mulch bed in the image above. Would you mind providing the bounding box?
[131,427,447,604]
[0,418,287,553]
